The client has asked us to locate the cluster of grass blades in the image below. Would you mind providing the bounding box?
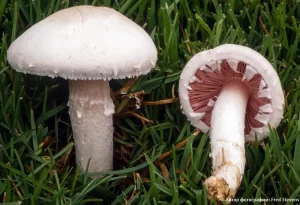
[0,0,300,204]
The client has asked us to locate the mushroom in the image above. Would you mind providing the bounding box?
[178,44,284,200]
[7,6,157,172]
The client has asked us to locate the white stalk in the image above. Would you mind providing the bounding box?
[68,80,115,172]
[204,79,249,200]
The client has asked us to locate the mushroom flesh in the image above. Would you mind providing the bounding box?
[7,6,157,173]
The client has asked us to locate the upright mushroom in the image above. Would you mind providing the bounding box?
[7,6,157,172]
[179,44,284,200]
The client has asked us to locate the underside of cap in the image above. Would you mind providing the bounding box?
[7,6,157,80]
[179,44,284,141]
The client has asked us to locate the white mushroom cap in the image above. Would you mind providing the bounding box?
[7,6,157,80]
[179,44,284,142]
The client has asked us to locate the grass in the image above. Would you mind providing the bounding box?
[0,0,300,204]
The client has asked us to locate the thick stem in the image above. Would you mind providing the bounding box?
[204,79,250,201]
[68,80,115,172]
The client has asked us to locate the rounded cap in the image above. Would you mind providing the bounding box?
[179,44,284,141]
[7,6,157,80]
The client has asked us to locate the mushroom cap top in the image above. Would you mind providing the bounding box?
[179,44,284,142]
[7,6,157,80]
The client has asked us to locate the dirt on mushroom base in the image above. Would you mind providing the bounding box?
[188,60,272,136]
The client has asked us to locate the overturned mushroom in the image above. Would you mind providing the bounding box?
[7,6,157,172]
[179,44,284,200]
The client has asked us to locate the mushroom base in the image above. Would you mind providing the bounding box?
[68,80,115,172]
[205,164,241,201]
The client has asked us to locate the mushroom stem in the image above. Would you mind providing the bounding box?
[68,80,115,172]
[204,79,250,200]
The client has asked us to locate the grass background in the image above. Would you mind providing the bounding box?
[0,0,300,204]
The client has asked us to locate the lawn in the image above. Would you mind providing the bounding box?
[0,0,300,204]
